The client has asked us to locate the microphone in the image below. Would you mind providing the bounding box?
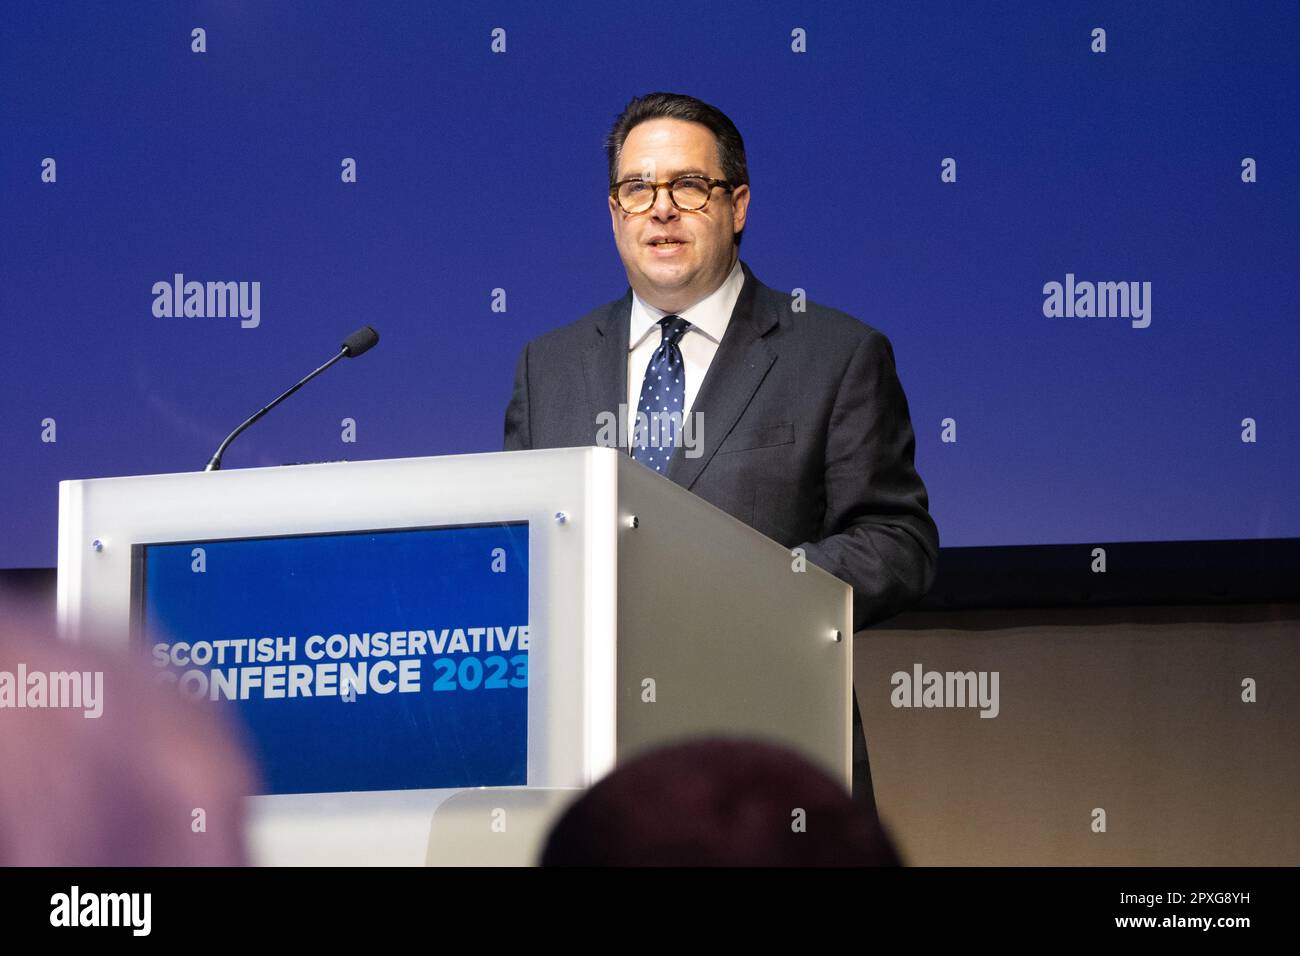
[203,325,380,472]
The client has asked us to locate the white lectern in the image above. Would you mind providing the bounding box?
[57,447,851,865]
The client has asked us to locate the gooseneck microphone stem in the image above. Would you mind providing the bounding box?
[203,325,379,472]
[204,351,346,472]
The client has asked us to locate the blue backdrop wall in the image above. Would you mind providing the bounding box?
[2,0,1297,568]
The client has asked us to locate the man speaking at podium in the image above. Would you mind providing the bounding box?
[503,92,939,813]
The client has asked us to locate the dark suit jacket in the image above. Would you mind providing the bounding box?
[503,259,940,632]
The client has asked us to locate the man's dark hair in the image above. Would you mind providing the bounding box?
[539,738,901,867]
[605,92,749,246]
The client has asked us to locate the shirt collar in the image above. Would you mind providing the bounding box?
[628,258,745,351]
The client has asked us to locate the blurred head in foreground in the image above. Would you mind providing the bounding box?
[540,738,900,866]
[0,611,254,866]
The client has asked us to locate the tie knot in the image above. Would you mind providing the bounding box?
[659,315,691,347]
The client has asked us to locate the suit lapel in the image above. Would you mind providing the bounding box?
[668,261,778,490]
[581,289,631,447]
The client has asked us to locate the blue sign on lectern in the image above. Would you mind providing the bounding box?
[134,523,529,795]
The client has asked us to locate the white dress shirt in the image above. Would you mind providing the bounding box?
[625,258,745,451]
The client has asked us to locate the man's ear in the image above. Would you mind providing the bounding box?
[730,184,750,239]
[608,195,621,236]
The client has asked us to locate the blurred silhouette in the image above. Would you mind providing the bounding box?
[0,605,255,866]
[540,737,901,866]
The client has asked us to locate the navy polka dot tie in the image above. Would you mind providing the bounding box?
[632,315,691,472]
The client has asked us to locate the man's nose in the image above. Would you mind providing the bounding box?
[651,185,679,221]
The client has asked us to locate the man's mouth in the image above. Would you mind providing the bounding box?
[648,238,687,251]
